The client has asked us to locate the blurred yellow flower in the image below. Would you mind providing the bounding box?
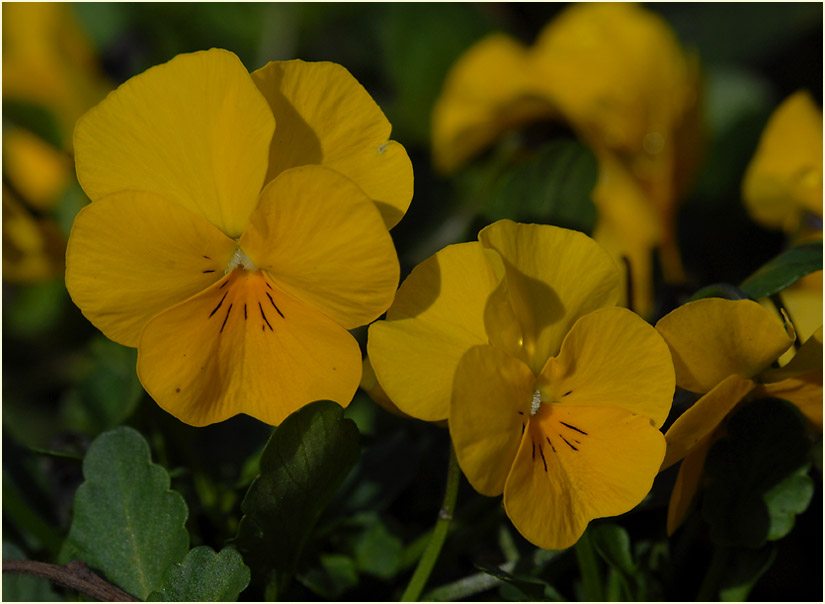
[2,2,112,282]
[656,298,822,534]
[432,3,703,318]
[369,220,674,549]
[742,91,823,352]
[66,49,412,426]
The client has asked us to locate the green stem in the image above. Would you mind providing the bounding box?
[400,443,461,602]
[574,527,604,602]
[697,546,730,601]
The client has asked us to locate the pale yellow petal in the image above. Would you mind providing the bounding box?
[138,269,362,427]
[251,60,413,229]
[539,307,675,428]
[656,298,794,393]
[74,48,274,237]
[479,220,621,374]
[368,242,499,422]
[65,191,237,347]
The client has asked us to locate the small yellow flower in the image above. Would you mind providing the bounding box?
[656,298,822,534]
[369,220,675,549]
[65,49,413,426]
[432,3,702,318]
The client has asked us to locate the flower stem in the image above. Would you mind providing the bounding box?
[574,527,604,602]
[400,442,461,602]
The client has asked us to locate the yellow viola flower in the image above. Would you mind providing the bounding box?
[656,298,822,534]
[369,220,675,549]
[65,48,412,427]
[742,90,823,234]
[432,3,702,318]
[3,186,65,282]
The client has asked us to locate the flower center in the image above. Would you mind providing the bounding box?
[530,390,543,416]
[226,246,257,273]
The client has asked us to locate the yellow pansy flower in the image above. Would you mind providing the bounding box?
[369,220,675,549]
[432,3,702,318]
[656,298,822,534]
[65,48,412,427]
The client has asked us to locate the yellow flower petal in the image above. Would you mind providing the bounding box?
[479,220,621,374]
[539,306,675,428]
[742,90,823,232]
[591,153,662,319]
[504,403,665,550]
[431,33,555,174]
[661,374,756,471]
[450,345,535,497]
[251,60,413,229]
[666,436,712,535]
[368,242,499,422]
[2,128,72,210]
[359,355,412,420]
[757,375,823,430]
[74,48,274,238]
[762,326,823,383]
[65,191,237,347]
[239,165,399,330]
[138,270,362,427]
[656,298,794,393]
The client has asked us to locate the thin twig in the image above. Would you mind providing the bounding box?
[3,559,140,602]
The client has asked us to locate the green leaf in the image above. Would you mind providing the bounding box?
[61,335,144,435]
[687,282,750,303]
[591,524,635,576]
[66,426,189,600]
[739,241,823,299]
[297,554,359,599]
[353,516,403,580]
[234,400,361,586]
[718,546,777,601]
[484,139,599,234]
[763,466,814,541]
[147,546,250,602]
[701,398,812,548]
[2,542,62,602]
[476,563,564,602]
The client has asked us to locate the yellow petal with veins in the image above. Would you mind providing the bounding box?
[138,270,361,427]
[65,191,237,347]
[504,403,665,550]
[240,165,399,331]
[450,345,535,497]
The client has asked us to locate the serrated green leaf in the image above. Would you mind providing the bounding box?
[234,400,360,586]
[701,398,812,548]
[67,426,189,600]
[476,563,563,602]
[484,139,599,233]
[739,241,823,299]
[2,542,62,602]
[147,546,250,602]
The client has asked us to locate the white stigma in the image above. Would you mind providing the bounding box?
[530,390,542,416]
[226,247,257,273]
